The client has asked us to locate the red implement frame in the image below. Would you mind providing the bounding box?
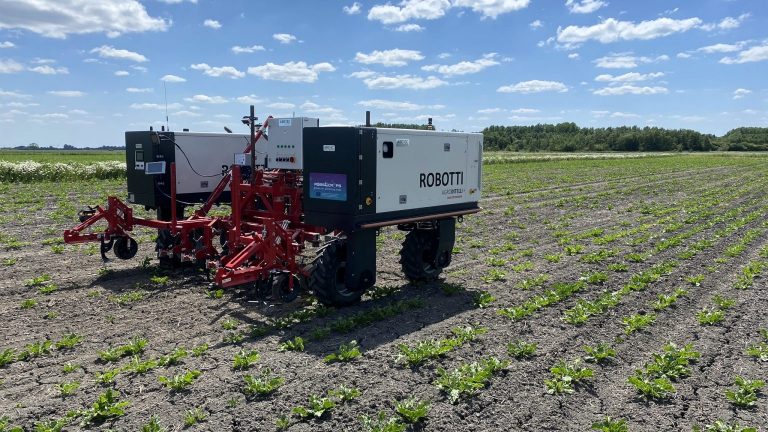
[63,116,325,294]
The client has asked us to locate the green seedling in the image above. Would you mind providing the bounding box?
[693,420,757,432]
[725,376,765,408]
[20,298,37,309]
[394,398,430,424]
[473,290,496,308]
[184,407,208,428]
[157,347,188,367]
[507,340,537,359]
[545,359,594,394]
[56,381,80,397]
[434,357,509,403]
[324,340,361,363]
[292,394,336,419]
[622,313,656,334]
[583,343,616,364]
[158,370,201,391]
[141,416,165,432]
[0,348,17,367]
[232,349,260,370]
[191,343,209,357]
[591,417,629,432]
[55,333,83,350]
[95,367,121,385]
[242,370,284,397]
[328,384,360,402]
[278,336,305,352]
[697,308,725,325]
[221,318,239,330]
[628,373,675,400]
[360,412,407,432]
[75,388,130,426]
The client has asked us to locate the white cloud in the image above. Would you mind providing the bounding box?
[594,72,664,82]
[91,45,148,62]
[357,99,444,111]
[497,80,568,94]
[700,13,750,31]
[29,65,68,75]
[273,33,297,44]
[394,24,425,32]
[34,113,69,120]
[367,0,529,24]
[190,63,245,79]
[510,108,540,113]
[368,0,452,24]
[0,41,14,48]
[236,95,265,104]
[696,42,747,54]
[203,19,221,29]
[0,89,30,98]
[677,52,692,59]
[593,53,668,68]
[114,70,130,76]
[733,88,751,99]
[185,94,228,104]
[720,43,768,64]
[69,109,87,115]
[48,90,85,97]
[299,101,346,121]
[356,73,449,90]
[172,110,201,117]
[530,20,543,29]
[437,52,452,59]
[0,0,169,38]
[593,85,668,96]
[568,53,580,59]
[231,45,265,54]
[609,111,640,118]
[267,102,296,110]
[348,71,377,79]
[0,59,24,74]
[126,87,153,93]
[343,2,362,14]
[247,61,335,83]
[5,101,37,107]
[565,0,607,14]
[421,53,499,76]
[557,17,702,46]
[160,74,186,83]
[478,108,502,114]
[131,102,183,110]
[131,65,148,73]
[355,49,424,67]
[452,0,531,19]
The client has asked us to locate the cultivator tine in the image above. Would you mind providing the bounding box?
[99,236,114,261]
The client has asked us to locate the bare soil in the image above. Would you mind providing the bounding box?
[1,156,767,431]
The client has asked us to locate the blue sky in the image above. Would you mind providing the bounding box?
[0,0,766,147]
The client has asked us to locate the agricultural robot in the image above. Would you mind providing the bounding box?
[63,108,483,306]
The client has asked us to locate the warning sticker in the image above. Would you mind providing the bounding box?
[278,118,292,127]
[309,172,347,201]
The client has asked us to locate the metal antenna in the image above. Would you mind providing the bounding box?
[163,81,170,131]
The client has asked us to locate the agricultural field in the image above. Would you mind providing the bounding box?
[1,153,767,431]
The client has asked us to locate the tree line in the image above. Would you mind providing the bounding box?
[374,122,768,152]
[482,124,768,152]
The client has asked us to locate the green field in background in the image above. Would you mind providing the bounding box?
[0,150,125,163]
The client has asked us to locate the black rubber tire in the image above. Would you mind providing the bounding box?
[399,230,444,283]
[113,237,138,260]
[309,241,363,307]
[272,273,301,303]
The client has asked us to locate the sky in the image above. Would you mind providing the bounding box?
[0,0,766,147]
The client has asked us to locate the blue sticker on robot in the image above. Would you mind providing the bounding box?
[309,173,347,201]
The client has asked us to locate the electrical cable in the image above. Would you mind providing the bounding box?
[156,134,221,178]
